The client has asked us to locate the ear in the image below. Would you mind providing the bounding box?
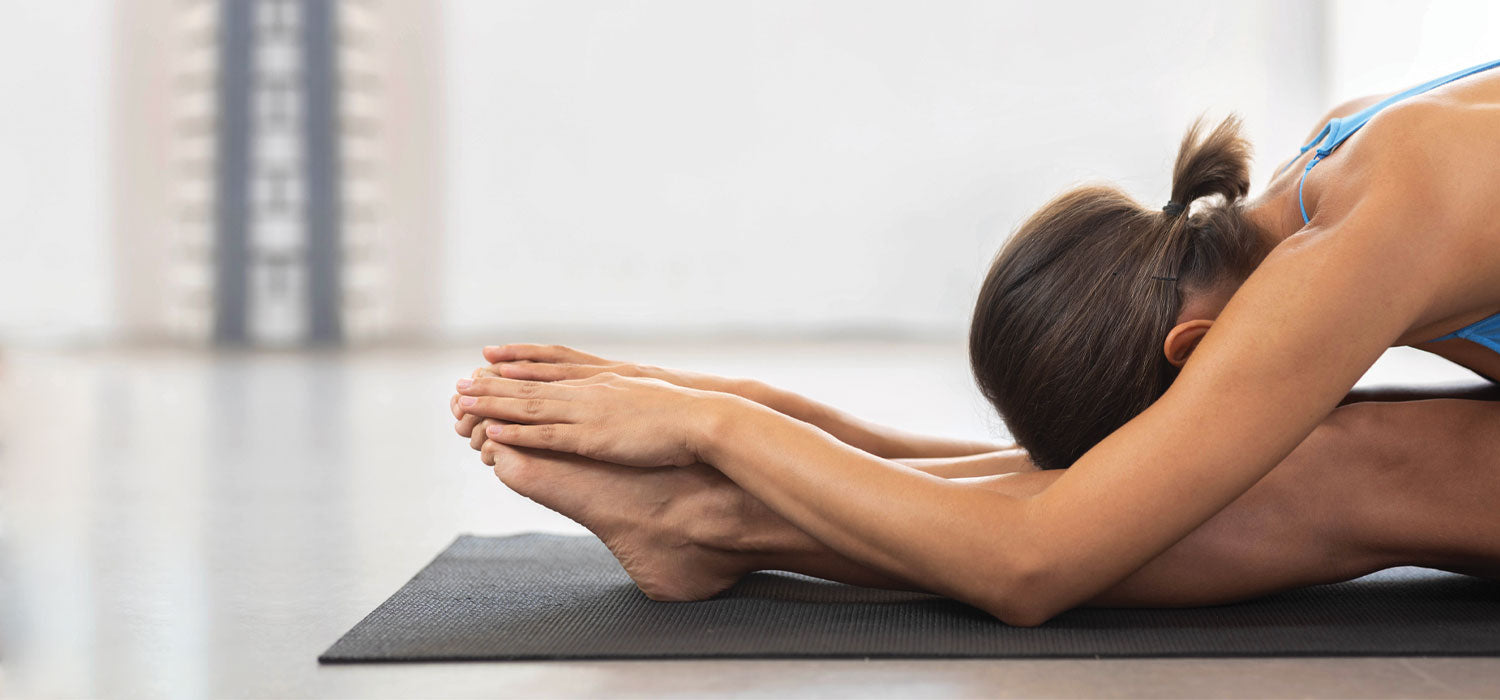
[1163,319,1214,368]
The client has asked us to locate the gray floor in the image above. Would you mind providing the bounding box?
[2,340,1497,698]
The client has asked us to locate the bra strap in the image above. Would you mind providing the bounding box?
[1297,153,1323,224]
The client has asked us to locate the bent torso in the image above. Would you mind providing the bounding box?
[1269,68,1500,382]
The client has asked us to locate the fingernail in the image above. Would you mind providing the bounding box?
[456,378,473,389]
[460,396,477,407]
[484,345,500,353]
[486,423,502,437]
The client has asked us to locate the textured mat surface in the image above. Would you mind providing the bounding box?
[320,534,1500,662]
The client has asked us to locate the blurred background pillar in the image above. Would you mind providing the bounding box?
[109,0,443,348]
[213,0,252,344]
[302,0,342,344]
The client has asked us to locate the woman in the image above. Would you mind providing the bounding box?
[452,58,1500,624]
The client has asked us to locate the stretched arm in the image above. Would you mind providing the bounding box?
[704,193,1450,622]
[469,344,1007,458]
[460,395,1030,478]
[687,398,1500,606]
[460,179,1466,623]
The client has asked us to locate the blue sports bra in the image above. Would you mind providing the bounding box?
[1280,58,1500,351]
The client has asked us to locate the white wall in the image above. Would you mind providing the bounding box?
[441,0,1327,339]
[8,1,1498,344]
[1327,0,1500,101]
[0,2,111,344]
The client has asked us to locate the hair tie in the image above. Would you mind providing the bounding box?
[1161,201,1185,216]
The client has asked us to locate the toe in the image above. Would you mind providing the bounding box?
[488,442,541,488]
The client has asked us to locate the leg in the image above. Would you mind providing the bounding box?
[482,399,1500,606]
[1090,398,1500,605]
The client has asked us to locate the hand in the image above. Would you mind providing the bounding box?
[453,347,640,455]
[453,364,505,449]
[453,344,741,466]
[455,373,725,468]
[480,343,742,395]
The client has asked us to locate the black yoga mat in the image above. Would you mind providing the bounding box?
[320,533,1500,662]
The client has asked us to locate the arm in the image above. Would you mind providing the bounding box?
[894,448,1038,478]
[473,344,1008,459]
[736,379,1009,458]
[684,210,1437,622]
[460,180,1457,624]
[712,398,1500,607]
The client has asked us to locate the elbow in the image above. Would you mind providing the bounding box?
[977,586,1065,629]
[972,595,1052,627]
[993,606,1056,629]
[966,547,1069,628]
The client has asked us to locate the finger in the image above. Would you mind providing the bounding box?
[486,421,577,452]
[456,412,481,440]
[558,371,623,386]
[470,418,499,451]
[495,362,598,382]
[450,393,464,419]
[457,376,566,400]
[483,343,607,365]
[459,396,573,423]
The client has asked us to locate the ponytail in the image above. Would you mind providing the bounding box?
[1168,116,1252,217]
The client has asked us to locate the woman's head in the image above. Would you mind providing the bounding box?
[970,116,1268,470]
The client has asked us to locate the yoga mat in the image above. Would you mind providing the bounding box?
[320,533,1500,662]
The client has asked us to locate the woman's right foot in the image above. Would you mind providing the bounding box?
[482,443,761,601]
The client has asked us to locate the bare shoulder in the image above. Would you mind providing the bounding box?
[1301,92,1392,143]
[1298,98,1500,335]
[1359,97,1500,255]
[1268,92,1393,182]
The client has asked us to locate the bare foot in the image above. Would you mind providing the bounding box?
[483,443,757,601]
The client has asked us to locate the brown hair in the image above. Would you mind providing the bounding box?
[969,116,1267,470]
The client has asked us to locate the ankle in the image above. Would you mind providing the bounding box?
[668,467,796,559]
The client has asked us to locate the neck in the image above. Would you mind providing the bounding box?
[1242,177,1307,250]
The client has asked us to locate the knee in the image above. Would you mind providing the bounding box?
[1301,401,1435,561]
[1311,401,1415,475]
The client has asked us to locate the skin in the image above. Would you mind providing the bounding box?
[449,348,1500,609]
[454,71,1500,625]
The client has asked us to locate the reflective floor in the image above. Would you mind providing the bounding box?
[2,340,1496,698]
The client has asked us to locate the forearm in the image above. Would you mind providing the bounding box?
[726,469,1048,593]
[694,394,1043,623]
[733,378,1009,459]
[894,449,1037,478]
[733,453,1032,584]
